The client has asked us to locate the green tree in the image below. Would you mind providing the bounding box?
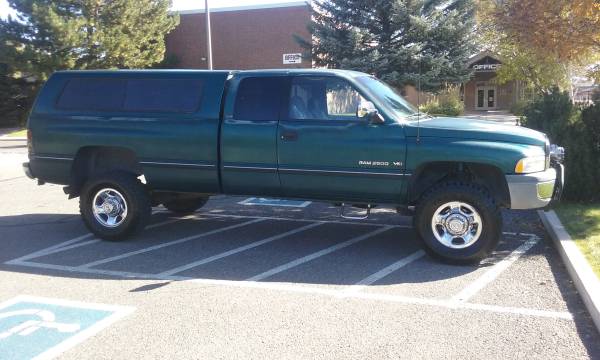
[0,0,179,80]
[298,0,478,91]
[478,0,600,92]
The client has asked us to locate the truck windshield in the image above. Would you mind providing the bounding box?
[356,76,418,119]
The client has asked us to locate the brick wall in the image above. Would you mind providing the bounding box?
[166,5,311,70]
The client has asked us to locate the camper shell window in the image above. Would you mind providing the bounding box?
[56,78,204,113]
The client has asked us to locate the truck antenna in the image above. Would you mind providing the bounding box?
[416,55,421,144]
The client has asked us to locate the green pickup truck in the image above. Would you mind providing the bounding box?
[23,69,564,263]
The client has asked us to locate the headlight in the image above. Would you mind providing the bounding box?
[515,155,546,173]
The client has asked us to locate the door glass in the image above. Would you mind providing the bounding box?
[234,77,285,121]
[289,77,363,120]
[487,89,495,108]
[477,89,484,108]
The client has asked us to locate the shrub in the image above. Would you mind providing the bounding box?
[521,87,600,202]
[420,86,464,116]
[510,99,530,116]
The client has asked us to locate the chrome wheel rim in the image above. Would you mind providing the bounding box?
[431,201,482,249]
[92,188,128,228]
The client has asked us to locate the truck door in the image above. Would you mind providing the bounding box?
[220,75,286,196]
[277,75,407,203]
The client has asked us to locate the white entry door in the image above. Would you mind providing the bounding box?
[476,86,496,110]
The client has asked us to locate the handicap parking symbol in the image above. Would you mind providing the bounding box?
[238,197,312,208]
[0,295,134,360]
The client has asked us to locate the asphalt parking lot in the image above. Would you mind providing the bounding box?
[1,139,599,359]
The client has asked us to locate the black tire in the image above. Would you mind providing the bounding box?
[414,181,502,264]
[80,172,151,241]
[162,197,208,214]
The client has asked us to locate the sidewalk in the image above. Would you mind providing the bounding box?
[0,127,22,136]
[463,110,519,125]
[0,128,26,140]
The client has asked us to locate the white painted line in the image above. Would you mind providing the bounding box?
[28,240,101,258]
[341,250,425,295]
[6,233,95,264]
[6,260,573,321]
[158,222,323,276]
[7,260,165,280]
[4,216,189,265]
[451,234,540,302]
[247,226,393,281]
[79,218,265,269]
[0,294,134,316]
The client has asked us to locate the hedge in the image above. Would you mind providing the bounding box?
[521,88,600,203]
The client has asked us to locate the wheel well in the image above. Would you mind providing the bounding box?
[68,146,142,197]
[409,162,510,207]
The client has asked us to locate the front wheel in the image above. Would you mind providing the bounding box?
[80,172,151,241]
[414,181,502,264]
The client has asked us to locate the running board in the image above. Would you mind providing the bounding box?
[340,203,372,220]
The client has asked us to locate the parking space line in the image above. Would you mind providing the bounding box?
[157,222,323,276]
[340,250,426,295]
[30,239,102,258]
[78,218,265,269]
[5,216,189,265]
[6,259,573,321]
[5,233,95,264]
[247,226,393,282]
[451,234,540,302]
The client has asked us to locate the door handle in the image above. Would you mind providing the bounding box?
[280,131,298,141]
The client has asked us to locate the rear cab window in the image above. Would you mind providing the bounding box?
[233,77,286,121]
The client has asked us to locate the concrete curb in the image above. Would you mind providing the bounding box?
[538,210,600,332]
[0,137,27,141]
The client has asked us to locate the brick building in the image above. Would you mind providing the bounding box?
[166,2,311,70]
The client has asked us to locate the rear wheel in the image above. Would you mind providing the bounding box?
[162,196,208,214]
[80,172,151,241]
[414,181,502,264]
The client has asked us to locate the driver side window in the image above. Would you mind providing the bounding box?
[288,77,365,121]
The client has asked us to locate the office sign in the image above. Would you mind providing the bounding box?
[283,53,302,64]
[473,63,501,72]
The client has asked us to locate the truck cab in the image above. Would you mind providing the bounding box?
[23,69,564,263]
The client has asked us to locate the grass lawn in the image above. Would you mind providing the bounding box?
[5,129,26,137]
[555,203,600,278]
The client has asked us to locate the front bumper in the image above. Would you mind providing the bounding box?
[506,165,563,209]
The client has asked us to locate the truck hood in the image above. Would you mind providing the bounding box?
[404,116,548,146]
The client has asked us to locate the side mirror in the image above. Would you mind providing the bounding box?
[357,100,385,124]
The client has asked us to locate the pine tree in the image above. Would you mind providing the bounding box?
[0,0,179,80]
[298,0,477,91]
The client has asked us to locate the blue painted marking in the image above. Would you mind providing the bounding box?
[0,296,133,360]
[239,197,311,208]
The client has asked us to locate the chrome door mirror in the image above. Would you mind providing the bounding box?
[357,100,376,118]
[357,100,384,124]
